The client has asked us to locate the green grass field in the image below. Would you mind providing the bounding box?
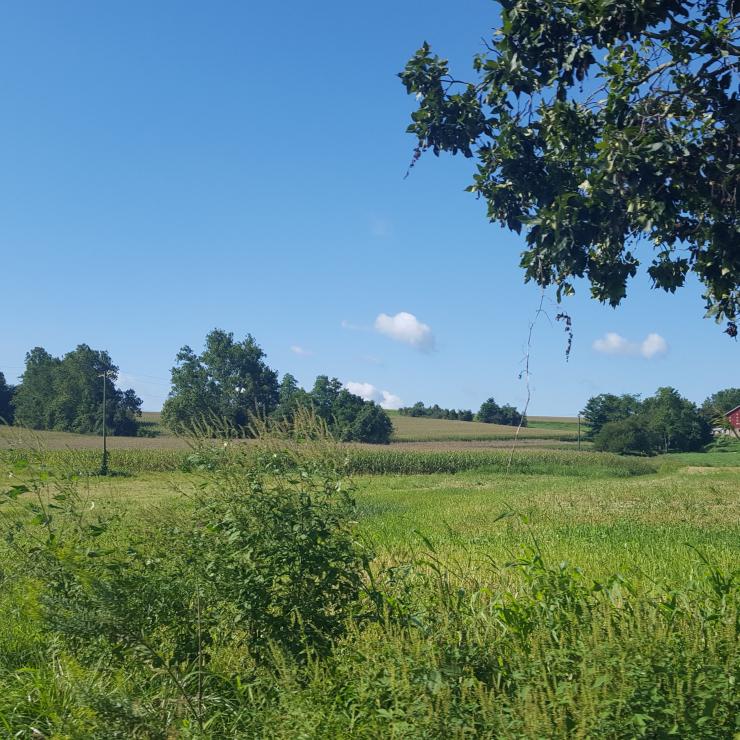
[0,438,737,737]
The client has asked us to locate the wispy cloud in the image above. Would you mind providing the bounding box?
[593,332,668,359]
[290,345,313,357]
[341,319,365,331]
[374,311,435,352]
[345,381,402,410]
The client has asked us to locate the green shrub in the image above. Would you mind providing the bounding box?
[593,416,659,455]
[189,446,371,659]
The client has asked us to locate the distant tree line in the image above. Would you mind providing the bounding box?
[399,397,526,427]
[399,402,474,421]
[476,398,527,427]
[161,329,393,444]
[2,345,142,436]
[581,386,739,455]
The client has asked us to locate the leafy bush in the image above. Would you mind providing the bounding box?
[0,427,370,731]
[189,443,371,659]
[593,416,659,455]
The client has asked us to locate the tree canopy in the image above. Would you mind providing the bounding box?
[702,387,740,419]
[162,329,280,434]
[581,392,642,438]
[399,401,474,421]
[477,397,527,426]
[12,345,142,435]
[589,386,712,453]
[161,336,394,443]
[0,371,15,424]
[400,0,740,334]
[308,376,393,444]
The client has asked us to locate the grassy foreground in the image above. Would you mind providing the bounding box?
[0,443,737,737]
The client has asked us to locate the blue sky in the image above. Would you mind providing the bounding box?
[0,1,736,414]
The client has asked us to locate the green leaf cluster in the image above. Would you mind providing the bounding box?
[401,1,740,333]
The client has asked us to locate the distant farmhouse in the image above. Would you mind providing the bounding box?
[726,405,740,431]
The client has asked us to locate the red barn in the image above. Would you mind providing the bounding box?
[726,405,740,430]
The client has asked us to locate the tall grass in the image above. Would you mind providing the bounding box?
[0,424,735,737]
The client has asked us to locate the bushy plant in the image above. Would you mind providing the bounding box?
[593,416,659,456]
[1,420,370,730]
[193,450,369,658]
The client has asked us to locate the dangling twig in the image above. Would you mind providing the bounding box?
[507,290,546,474]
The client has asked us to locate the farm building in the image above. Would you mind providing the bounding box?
[725,405,740,430]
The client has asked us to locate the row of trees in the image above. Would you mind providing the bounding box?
[582,386,740,455]
[398,397,526,427]
[2,330,393,444]
[4,346,142,436]
[399,402,474,421]
[161,329,393,443]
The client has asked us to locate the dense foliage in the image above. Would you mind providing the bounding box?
[0,371,15,424]
[12,345,142,436]
[477,396,526,426]
[702,386,740,421]
[162,329,279,434]
[582,392,642,438]
[309,375,393,444]
[590,386,712,453]
[400,0,740,334]
[161,333,393,443]
[399,401,474,421]
[592,415,659,455]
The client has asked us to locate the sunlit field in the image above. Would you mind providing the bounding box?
[0,437,737,737]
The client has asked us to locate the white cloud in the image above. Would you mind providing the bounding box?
[592,332,668,359]
[374,311,434,351]
[380,390,402,410]
[640,333,668,359]
[593,332,635,356]
[344,381,402,410]
[290,345,312,357]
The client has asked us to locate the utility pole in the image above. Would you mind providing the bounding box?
[99,370,113,475]
[577,414,581,451]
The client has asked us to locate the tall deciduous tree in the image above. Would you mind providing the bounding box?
[13,345,141,435]
[642,386,713,451]
[581,393,642,438]
[162,329,279,434]
[400,1,740,334]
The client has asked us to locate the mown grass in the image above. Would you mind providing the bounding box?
[0,443,737,737]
